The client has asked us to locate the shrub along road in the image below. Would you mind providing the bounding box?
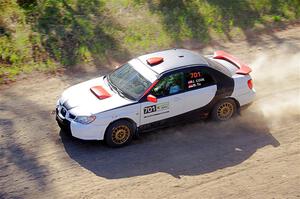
[0,25,300,198]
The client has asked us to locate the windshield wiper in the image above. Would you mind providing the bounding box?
[105,75,114,92]
[114,86,127,98]
[107,75,127,99]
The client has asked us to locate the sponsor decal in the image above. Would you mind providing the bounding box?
[144,102,169,116]
[144,111,170,118]
[144,105,156,114]
[190,72,202,78]
[187,72,205,89]
[156,102,169,111]
[187,78,205,88]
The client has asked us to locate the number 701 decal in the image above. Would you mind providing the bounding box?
[144,105,156,114]
[144,102,169,114]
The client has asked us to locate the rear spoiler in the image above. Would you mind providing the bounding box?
[213,50,252,75]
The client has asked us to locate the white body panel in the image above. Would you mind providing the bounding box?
[140,85,217,125]
[57,75,139,140]
[57,74,254,140]
[182,85,217,112]
[59,103,141,140]
[70,120,107,140]
[56,50,256,141]
[140,93,184,125]
[230,74,256,106]
[59,76,134,115]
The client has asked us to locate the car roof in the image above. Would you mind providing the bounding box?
[137,49,208,74]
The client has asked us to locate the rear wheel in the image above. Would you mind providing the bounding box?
[211,99,236,121]
[105,120,134,147]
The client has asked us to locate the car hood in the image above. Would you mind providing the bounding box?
[59,76,135,115]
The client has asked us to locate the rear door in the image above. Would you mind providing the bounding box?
[181,67,217,112]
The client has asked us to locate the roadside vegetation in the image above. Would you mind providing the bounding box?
[0,0,299,83]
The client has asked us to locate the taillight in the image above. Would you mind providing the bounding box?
[247,79,253,89]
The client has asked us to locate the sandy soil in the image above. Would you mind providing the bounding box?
[1,25,300,199]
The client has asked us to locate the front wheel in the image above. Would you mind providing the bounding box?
[105,120,134,147]
[211,99,237,121]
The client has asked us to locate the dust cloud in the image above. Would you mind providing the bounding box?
[250,44,300,122]
[170,45,300,137]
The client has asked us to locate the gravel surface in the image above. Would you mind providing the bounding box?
[1,25,300,199]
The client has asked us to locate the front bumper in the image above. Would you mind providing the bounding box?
[56,108,71,133]
[55,107,106,140]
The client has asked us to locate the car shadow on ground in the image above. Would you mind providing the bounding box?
[60,109,279,179]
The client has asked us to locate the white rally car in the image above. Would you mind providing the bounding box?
[56,49,255,147]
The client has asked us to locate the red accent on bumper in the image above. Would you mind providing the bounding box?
[213,50,252,75]
[90,86,111,99]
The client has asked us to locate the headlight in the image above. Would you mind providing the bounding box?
[74,115,96,124]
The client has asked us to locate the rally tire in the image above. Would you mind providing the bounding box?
[105,120,134,147]
[211,98,237,121]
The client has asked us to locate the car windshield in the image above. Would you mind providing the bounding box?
[107,63,152,100]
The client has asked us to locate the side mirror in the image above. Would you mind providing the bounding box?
[147,94,157,103]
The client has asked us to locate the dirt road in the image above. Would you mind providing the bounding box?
[1,25,300,199]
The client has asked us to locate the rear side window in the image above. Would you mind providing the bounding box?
[185,69,215,90]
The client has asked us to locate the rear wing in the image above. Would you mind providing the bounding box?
[213,51,252,75]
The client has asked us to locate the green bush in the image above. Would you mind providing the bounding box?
[0,0,299,83]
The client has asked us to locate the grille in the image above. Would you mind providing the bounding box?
[60,107,67,117]
[69,113,76,119]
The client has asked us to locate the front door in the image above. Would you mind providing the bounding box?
[140,72,185,125]
[140,67,218,125]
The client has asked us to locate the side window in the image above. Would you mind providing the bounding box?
[151,72,185,97]
[185,69,215,90]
